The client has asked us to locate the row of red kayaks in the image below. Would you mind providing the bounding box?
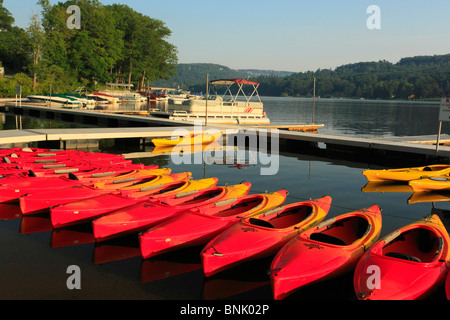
[2,147,450,300]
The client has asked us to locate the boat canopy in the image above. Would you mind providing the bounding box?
[209,79,259,86]
[208,78,261,104]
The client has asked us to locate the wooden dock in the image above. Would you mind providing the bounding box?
[251,123,324,132]
[0,103,187,127]
[1,126,449,162]
[274,130,450,159]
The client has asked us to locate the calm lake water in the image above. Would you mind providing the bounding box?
[0,97,449,303]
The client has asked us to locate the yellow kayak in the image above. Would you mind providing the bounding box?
[408,176,450,192]
[152,132,222,147]
[361,181,414,193]
[408,191,450,204]
[362,165,450,182]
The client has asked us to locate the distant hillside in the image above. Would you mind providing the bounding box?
[254,54,450,99]
[148,54,450,100]
[148,63,294,90]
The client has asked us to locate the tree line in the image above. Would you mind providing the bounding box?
[253,55,450,100]
[0,0,177,97]
[1,0,448,101]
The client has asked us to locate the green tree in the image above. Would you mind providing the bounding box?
[0,0,14,31]
[0,1,31,74]
[108,4,177,88]
[27,12,45,90]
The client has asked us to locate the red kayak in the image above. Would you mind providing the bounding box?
[9,166,166,198]
[269,205,382,300]
[201,196,332,277]
[2,153,73,164]
[50,172,190,228]
[1,150,125,168]
[0,158,133,178]
[139,189,288,259]
[0,147,49,156]
[69,164,157,182]
[92,181,251,242]
[0,175,84,203]
[47,176,217,223]
[353,214,450,300]
[0,161,145,182]
[446,269,450,300]
[19,168,171,214]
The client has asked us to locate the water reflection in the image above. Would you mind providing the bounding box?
[51,224,95,248]
[93,236,140,264]
[262,97,445,137]
[19,213,52,234]
[201,257,272,300]
[2,137,450,299]
[0,203,22,220]
[140,247,202,283]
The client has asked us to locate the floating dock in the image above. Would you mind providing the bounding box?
[0,103,185,127]
[1,103,449,165]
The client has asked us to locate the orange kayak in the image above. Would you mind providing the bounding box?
[139,189,288,259]
[201,196,332,277]
[269,205,382,300]
[92,182,252,242]
[354,214,450,300]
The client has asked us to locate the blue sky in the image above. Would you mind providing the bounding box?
[4,0,450,72]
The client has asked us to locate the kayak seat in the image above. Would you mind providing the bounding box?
[215,199,262,217]
[383,228,439,262]
[310,217,370,246]
[310,233,347,246]
[249,218,275,228]
[385,252,422,262]
[269,206,313,229]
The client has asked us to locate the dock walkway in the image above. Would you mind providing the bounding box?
[1,126,449,161]
[1,103,449,163]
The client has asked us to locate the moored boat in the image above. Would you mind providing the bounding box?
[269,205,382,300]
[353,214,450,300]
[27,94,84,108]
[362,165,450,182]
[92,181,251,242]
[149,79,270,124]
[89,92,120,104]
[139,189,288,259]
[201,196,332,277]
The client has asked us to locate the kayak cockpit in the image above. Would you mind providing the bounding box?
[148,181,186,195]
[213,198,263,217]
[180,189,223,205]
[248,205,314,229]
[382,227,443,263]
[309,216,370,246]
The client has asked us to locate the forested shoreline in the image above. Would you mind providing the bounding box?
[0,0,448,101]
[184,55,450,100]
[253,55,450,100]
[0,0,177,96]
